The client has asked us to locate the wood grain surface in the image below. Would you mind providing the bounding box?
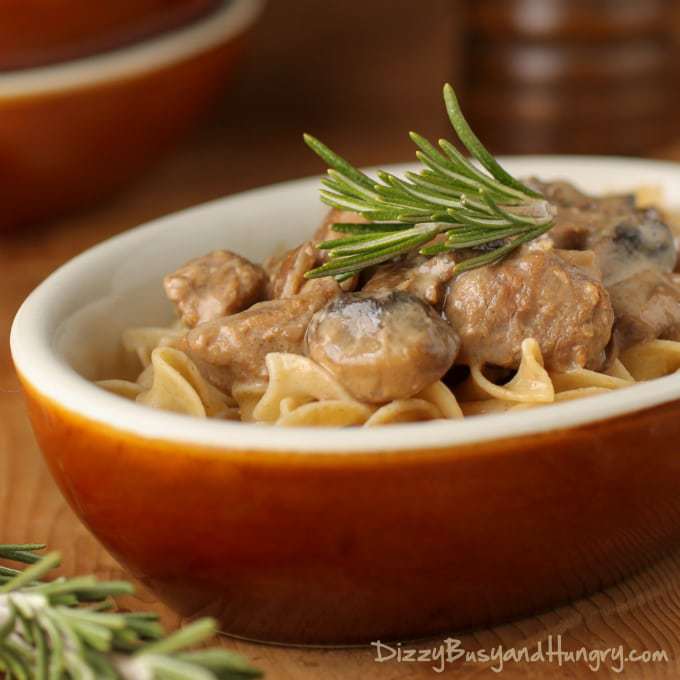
[3,2,680,677]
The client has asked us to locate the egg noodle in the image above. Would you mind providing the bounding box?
[98,326,680,426]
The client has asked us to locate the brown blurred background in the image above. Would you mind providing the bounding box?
[1,0,679,234]
[465,0,680,154]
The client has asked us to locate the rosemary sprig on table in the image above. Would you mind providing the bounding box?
[303,84,555,280]
[0,544,261,680]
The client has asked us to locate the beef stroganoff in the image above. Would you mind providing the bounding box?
[97,87,680,426]
[99,183,680,426]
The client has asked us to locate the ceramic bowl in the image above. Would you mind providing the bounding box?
[11,157,680,645]
[0,0,220,70]
[0,0,263,230]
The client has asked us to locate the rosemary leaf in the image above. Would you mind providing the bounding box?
[326,225,441,257]
[0,545,261,680]
[303,83,555,280]
[0,552,60,593]
[445,228,524,249]
[326,222,415,235]
[137,619,217,657]
[307,229,436,278]
[0,546,46,566]
[303,134,375,191]
[453,225,549,274]
[442,84,542,199]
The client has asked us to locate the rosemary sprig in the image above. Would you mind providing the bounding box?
[0,544,262,680]
[303,83,555,280]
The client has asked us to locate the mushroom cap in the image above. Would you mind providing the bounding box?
[305,291,460,404]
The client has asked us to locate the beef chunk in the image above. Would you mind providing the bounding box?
[164,250,266,328]
[264,209,364,299]
[443,244,614,371]
[608,269,680,349]
[362,252,458,307]
[528,179,679,350]
[181,279,341,391]
[264,241,318,299]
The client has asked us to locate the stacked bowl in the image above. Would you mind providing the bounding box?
[0,0,263,229]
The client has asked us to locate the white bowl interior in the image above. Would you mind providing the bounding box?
[11,157,680,452]
[56,179,328,382]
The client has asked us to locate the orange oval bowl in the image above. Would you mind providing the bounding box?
[0,0,220,70]
[11,158,680,645]
[0,0,263,230]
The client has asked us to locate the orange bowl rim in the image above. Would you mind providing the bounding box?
[0,0,264,98]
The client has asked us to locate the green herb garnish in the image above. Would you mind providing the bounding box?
[303,84,555,280]
[0,544,261,679]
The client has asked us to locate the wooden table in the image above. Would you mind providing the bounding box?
[3,2,680,677]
